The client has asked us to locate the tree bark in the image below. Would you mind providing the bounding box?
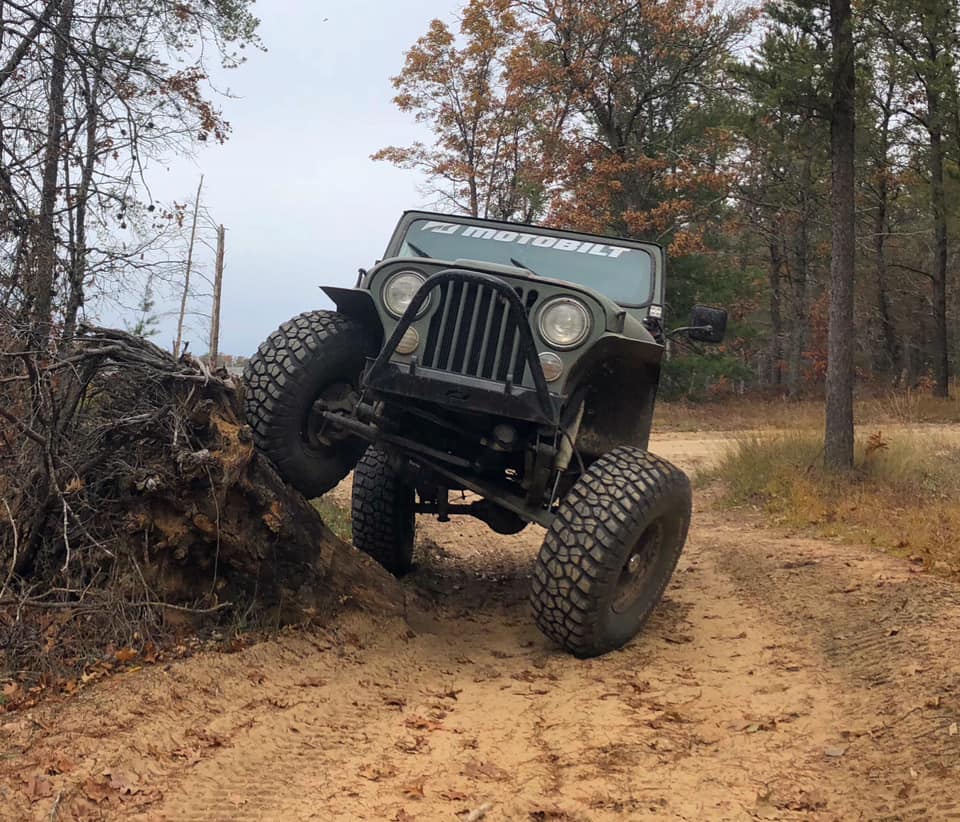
[173,176,203,357]
[208,224,225,365]
[873,162,899,376]
[30,0,73,345]
[825,0,856,470]
[63,64,101,341]
[871,81,899,377]
[768,236,785,386]
[927,85,950,397]
[787,156,813,397]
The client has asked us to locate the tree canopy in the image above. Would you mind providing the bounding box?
[379,0,960,400]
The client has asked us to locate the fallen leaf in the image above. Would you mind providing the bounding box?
[782,558,817,569]
[405,716,444,732]
[45,755,75,775]
[357,763,396,782]
[64,476,85,494]
[441,789,470,801]
[791,789,827,811]
[696,729,723,746]
[171,746,202,765]
[949,722,958,737]
[82,775,115,803]
[824,745,848,758]
[21,774,54,803]
[402,779,426,799]
[395,736,429,754]
[663,633,693,645]
[462,760,509,781]
[395,811,417,822]
[188,728,228,748]
[108,770,142,796]
[114,647,138,663]
[529,810,573,821]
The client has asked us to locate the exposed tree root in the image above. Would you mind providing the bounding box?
[0,322,401,676]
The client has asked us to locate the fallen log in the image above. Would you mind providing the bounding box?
[0,323,402,670]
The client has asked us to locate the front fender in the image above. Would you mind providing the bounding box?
[321,286,384,345]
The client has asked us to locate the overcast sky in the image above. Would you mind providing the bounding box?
[120,0,460,356]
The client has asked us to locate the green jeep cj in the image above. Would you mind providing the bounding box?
[244,211,726,657]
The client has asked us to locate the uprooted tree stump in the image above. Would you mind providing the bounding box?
[0,323,402,672]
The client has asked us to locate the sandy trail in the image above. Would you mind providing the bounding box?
[2,431,959,821]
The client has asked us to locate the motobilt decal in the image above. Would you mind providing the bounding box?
[418,221,631,259]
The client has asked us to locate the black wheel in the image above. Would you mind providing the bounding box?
[531,447,691,658]
[243,310,374,498]
[351,447,416,576]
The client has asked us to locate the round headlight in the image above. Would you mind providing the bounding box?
[539,351,564,382]
[395,326,420,355]
[538,297,591,349]
[383,270,428,318]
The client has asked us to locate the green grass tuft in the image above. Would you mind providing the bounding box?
[311,497,352,542]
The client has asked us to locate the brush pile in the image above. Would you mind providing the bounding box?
[0,321,401,676]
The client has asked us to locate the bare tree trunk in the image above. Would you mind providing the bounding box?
[209,224,225,366]
[63,65,101,341]
[768,237,785,386]
[928,88,950,397]
[871,81,899,377]
[786,222,807,395]
[825,0,856,470]
[30,0,73,345]
[173,176,203,357]
[906,290,926,386]
[873,170,900,376]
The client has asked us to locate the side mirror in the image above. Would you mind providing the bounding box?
[688,305,727,344]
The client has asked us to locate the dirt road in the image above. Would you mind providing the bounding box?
[2,431,959,821]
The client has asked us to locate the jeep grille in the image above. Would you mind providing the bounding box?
[421,280,538,385]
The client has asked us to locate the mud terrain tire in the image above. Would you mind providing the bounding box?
[244,310,373,498]
[351,447,416,575]
[531,447,691,658]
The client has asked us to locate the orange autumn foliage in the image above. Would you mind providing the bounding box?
[377,0,756,259]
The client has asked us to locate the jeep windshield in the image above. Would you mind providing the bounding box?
[397,218,654,307]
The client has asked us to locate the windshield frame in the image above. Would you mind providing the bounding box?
[384,211,662,310]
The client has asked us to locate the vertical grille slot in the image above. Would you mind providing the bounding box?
[422,280,537,385]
